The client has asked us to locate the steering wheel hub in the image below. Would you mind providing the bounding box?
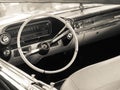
[38,42,50,55]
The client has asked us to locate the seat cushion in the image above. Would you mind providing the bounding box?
[61,55,120,90]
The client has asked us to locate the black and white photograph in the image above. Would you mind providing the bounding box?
[0,0,120,90]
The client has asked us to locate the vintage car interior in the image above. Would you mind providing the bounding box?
[0,2,120,90]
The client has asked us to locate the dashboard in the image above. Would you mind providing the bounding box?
[0,17,65,62]
[0,5,120,65]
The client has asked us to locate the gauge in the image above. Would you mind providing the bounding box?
[0,33,11,46]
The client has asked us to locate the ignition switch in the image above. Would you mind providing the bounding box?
[67,33,73,40]
[62,33,73,46]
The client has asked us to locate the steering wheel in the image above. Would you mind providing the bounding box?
[17,14,79,74]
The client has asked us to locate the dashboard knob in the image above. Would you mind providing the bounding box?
[0,33,11,46]
[3,49,11,57]
[0,48,11,61]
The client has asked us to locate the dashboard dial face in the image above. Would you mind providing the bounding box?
[0,33,11,46]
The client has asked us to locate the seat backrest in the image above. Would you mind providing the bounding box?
[61,55,120,90]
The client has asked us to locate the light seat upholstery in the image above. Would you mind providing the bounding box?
[61,56,120,90]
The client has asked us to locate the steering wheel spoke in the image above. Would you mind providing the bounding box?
[53,25,67,39]
[25,48,40,56]
[50,30,69,45]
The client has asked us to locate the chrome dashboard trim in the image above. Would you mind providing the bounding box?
[0,58,57,90]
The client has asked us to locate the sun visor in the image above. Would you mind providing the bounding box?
[1,0,120,4]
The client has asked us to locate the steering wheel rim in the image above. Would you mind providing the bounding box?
[17,13,79,74]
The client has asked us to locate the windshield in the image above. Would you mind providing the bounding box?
[0,3,103,18]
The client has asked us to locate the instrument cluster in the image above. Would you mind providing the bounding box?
[0,17,64,61]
